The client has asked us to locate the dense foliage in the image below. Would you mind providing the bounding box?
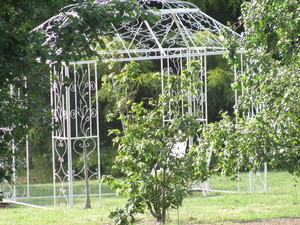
[0,0,70,183]
[188,0,243,27]
[201,0,300,177]
[237,0,300,173]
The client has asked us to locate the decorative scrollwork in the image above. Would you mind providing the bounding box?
[90,81,96,91]
[91,108,97,118]
[69,83,76,92]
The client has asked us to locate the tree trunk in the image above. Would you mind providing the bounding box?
[160,168,167,224]
[83,145,91,209]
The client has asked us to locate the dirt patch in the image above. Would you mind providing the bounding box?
[0,202,11,208]
[203,218,300,225]
[137,218,300,224]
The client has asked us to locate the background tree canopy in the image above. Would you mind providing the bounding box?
[0,0,71,182]
[204,0,300,177]
[237,0,299,173]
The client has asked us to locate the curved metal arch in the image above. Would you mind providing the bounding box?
[33,0,245,62]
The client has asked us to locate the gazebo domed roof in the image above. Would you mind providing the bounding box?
[33,0,244,62]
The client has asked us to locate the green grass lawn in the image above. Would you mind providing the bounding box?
[1,171,300,224]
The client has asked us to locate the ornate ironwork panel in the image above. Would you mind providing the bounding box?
[51,60,100,207]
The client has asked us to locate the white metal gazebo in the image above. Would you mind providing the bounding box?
[4,0,262,208]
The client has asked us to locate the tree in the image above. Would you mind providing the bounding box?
[0,0,70,183]
[236,0,300,172]
[103,61,208,224]
[199,0,300,177]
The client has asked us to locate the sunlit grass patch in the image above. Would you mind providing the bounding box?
[1,171,299,225]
